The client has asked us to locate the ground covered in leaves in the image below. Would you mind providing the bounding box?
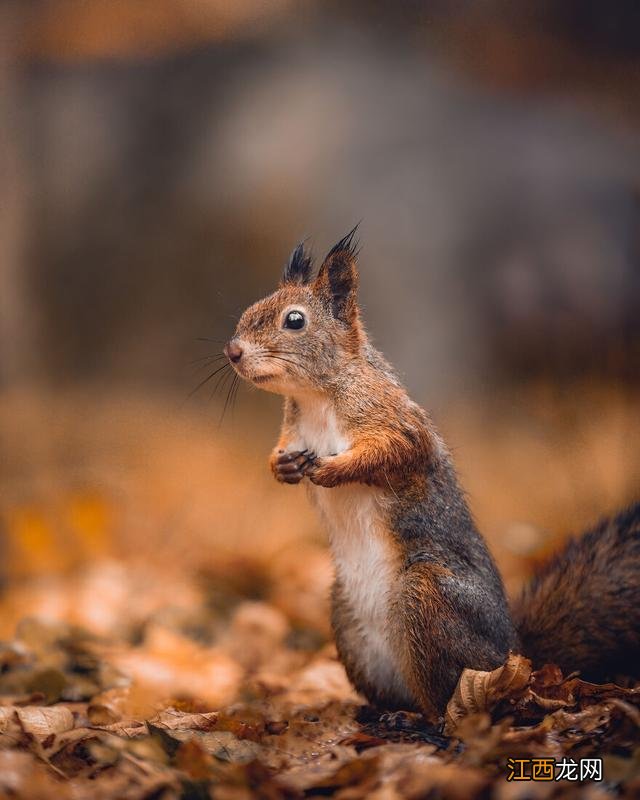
[1,390,639,798]
[0,561,638,799]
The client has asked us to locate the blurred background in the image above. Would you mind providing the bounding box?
[0,0,639,668]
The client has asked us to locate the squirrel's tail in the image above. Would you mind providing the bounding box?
[512,502,640,680]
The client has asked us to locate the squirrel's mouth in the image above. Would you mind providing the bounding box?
[228,360,275,384]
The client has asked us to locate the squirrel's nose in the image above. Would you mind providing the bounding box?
[224,339,244,364]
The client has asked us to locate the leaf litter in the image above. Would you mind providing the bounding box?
[0,564,636,800]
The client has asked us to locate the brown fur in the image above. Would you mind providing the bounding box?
[227,233,639,720]
[513,504,640,680]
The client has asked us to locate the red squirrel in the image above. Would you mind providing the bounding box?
[224,228,640,721]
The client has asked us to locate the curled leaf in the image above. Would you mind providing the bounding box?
[445,652,531,734]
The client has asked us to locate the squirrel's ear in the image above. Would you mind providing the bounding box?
[282,242,313,285]
[313,226,360,324]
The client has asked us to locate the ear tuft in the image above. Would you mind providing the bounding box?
[313,225,361,324]
[325,223,361,262]
[282,242,313,285]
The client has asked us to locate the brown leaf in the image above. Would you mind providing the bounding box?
[547,705,611,736]
[530,662,564,690]
[174,738,215,780]
[609,697,640,727]
[89,684,160,722]
[526,668,639,715]
[87,703,121,726]
[307,755,380,793]
[0,750,70,799]
[169,730,263,764]
[94,720,148,737]
[399,760,489,800]
[444,652,531,734]
[148,709,219,732]
[213,711,265,742]
[525,691,570,711]
[0,705,75,737]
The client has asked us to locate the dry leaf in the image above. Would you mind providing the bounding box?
[89,684,160,722]
[444,652,531,734]
[0,705,75,737]
[1,391,639,799]
[399,761,489,800]
[306,754,380,793]
[174,738,215,780]
[169,730,263,763]
[148,709,219,732]
[87,703,121,726]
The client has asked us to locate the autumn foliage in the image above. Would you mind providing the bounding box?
[0,388,638,798]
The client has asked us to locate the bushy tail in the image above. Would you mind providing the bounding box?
[513,502,640,680]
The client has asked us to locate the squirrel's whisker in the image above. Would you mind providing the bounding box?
[229,373,240,415]
[191,356,228,372]
[267,350,313,361]
[219,372,239,425]
[189,352,226,366]
[264,354,313,377]
[187,362,230,399]
[211,362,234,401]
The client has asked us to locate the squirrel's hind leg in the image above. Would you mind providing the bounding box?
[390,562,510,720]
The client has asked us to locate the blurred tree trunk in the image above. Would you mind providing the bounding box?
[0,3,36,389]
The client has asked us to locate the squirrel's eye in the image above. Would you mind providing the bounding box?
[283,310,306,330]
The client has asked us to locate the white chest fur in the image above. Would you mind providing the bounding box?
[292,396,411,703]
[293,396,349,458]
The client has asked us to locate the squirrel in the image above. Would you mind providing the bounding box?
[224,228,640,721]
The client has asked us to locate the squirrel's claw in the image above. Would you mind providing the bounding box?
[272,450,316,484]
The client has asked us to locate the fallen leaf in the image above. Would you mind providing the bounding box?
[307,754,380,793]
[87,703,121,726]
[149,709,219,732]
[444,652,531,734]
[399,760,489,800]
[0,705,75,737]
[174,738,215,780]
[170,730,263,764]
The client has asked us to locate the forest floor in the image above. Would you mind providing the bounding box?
[0,387,638,799]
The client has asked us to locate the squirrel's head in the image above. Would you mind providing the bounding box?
[225,227,362,395]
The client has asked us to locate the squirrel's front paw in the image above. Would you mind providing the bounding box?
[271,449,316,485]
[306,456,342,488]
